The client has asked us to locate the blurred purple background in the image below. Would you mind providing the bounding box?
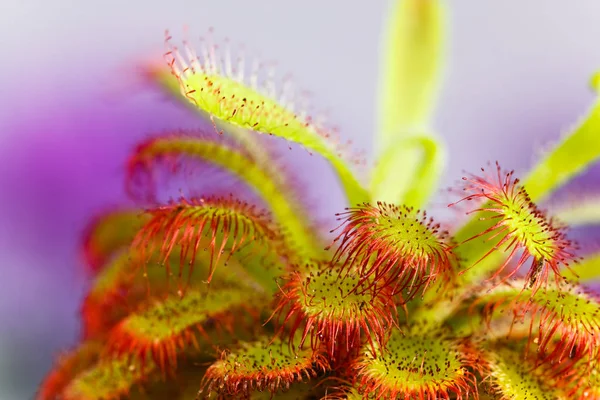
[1,1,600,398]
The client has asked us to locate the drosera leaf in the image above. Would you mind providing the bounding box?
[81,228,272,340]
[352,325,482,400]
[484,348,567,400]
[131,195,293,289]
[201,335,329,398]
[449,70,600,297]
[425,163,580,325]
[80,252,139,340]
[143,60,296,208]
[163,32,369,206]
[36,342,101,400]
[330,202,456,300]
[271,260,398,358]
[81,208,149,274]
[471,280,600,365]
[60,354,157,400]
[127,131,321,257]
[449,162,578,293]
[142,61,262,153]
[377,0,446,147]
[107,285,263,373]
[520,71,600,203]
[370,133,446,208]
[168,372,325,400]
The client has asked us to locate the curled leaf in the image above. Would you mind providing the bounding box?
[164,33,368,206]
[127,131,320,256]
[132,195,286,285]
[371,133,446,208]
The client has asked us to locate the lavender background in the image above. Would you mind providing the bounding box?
[1,1,600,398]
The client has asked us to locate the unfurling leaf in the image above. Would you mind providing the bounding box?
[127,131,321,256]
[164,34,368,206]
[132,195,288,286]
[370,133,446,208]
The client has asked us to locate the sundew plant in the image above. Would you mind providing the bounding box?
[39,1,600,399]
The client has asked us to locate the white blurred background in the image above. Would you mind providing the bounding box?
[1,1,600,398]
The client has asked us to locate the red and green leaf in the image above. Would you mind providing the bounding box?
[202,335,329,398]
[330,202,455,299]
[471,280,600,367]
[352,326,481,399]
[107,285,263,372]
[272,261,398,358]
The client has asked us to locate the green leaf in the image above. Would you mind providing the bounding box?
[521,73,600,203]
[446,74,600,299]
[377,0,445,147]
[128,133,321,258]
[165,39,368,206]
[370,133,445,207]
[146,64,294,194]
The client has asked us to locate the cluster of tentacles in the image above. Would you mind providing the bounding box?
[37,133,600,400]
